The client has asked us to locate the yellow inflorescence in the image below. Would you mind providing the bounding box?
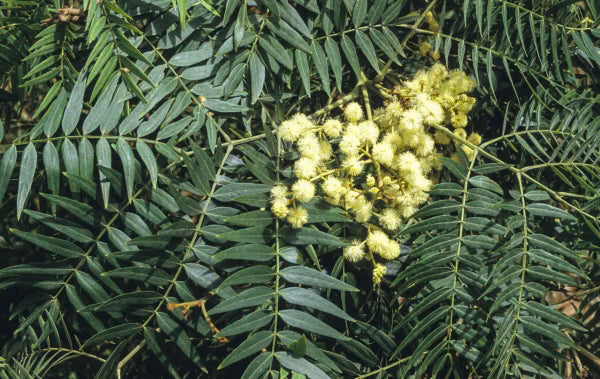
[271,63,479,285]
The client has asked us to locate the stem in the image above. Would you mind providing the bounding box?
[269,121,283,366]
[355,355,413,378]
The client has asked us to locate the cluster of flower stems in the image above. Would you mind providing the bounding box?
[271,63,481,284]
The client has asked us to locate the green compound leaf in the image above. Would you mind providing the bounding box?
[280,227,349,246]
[217,226,273,244]
[83,323,141,348]
[355,30,380,73]
[213,183,272,202]
[17,143,37,220]
[249,53,265,104]
[0,145,17,201]
[116,138,135,202]
[280,287,354,321]
[280,266,358,292]
[324,37,343,90]
[43,141,60,199]
[216,311,274,337]
[438,156,467,179]
[341,34,361,80]
[276,352,329,379]
[213,244,274,262]
[94,291,163,312]
[310,40,331,96]
[219,331,273,369]
[526,203,577,221]
[157,312,207,369]
[10,229,83,258]
[208,286,273,315]
[218,265,275,289]
[62,71,86,136]
[259,34,293,70]
[225,210,273,227]
[241,352,273,379]
[102,267,171,286]
[279,309,349,340]
[295,49,311,96]
[469,175,503,194]
[523,302,586,332]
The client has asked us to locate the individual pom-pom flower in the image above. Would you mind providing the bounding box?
[412,172,433,193]
[380,208,401,230]
[322,119,343,138]
[451,112,468,128]
[344,102,364,122]
[419,156,434,174]
[271,198,289,218]
[400,129,421,148]
[449,69,476,93]
[382,132,403,148]
[366,230,390,255]
[358,120,380,145]
[294,157,318,179]
[454,127,467,140]
[372,263,387,285]
[412,190,430,206]
[396,151,421,175]
[372,142,395,166]
[413,92,431,106]
[343,240,366,263]
[379,239,401,260]
[287,206,308,228]
[354,201,373,223]
[430,63,449,81]
[322,176,345,199]
[297,133,320,158]
[292,179,315,203]
[385,101,404,119]
[395,192,412,207]
[342,156,364,176]
[344,190,360,207]
[271,184,288,200]
[292,113,314,130]
[318,140,333,162]
[420,99,445,125]
[415,134,435,157]
[400,205,416,219]
[278,120,301,142]
[278,113,313,142]
[434,129,451,145]
[339,132,361,156]
[365,174,376,187]
[347,193,367,212]
[399,109,424,132]
[467,133,482,146]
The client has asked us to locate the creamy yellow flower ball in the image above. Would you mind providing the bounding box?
[292,179,315,203]
[344,102,364,122]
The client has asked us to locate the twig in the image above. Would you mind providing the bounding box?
[578,346,600,369]
[167,295,229,343]
[355,356,412,378]
[117,340,146,379]
[361,72,373,120]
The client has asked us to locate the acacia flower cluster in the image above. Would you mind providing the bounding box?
[394,63,481,160]
[272,64,479,285]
